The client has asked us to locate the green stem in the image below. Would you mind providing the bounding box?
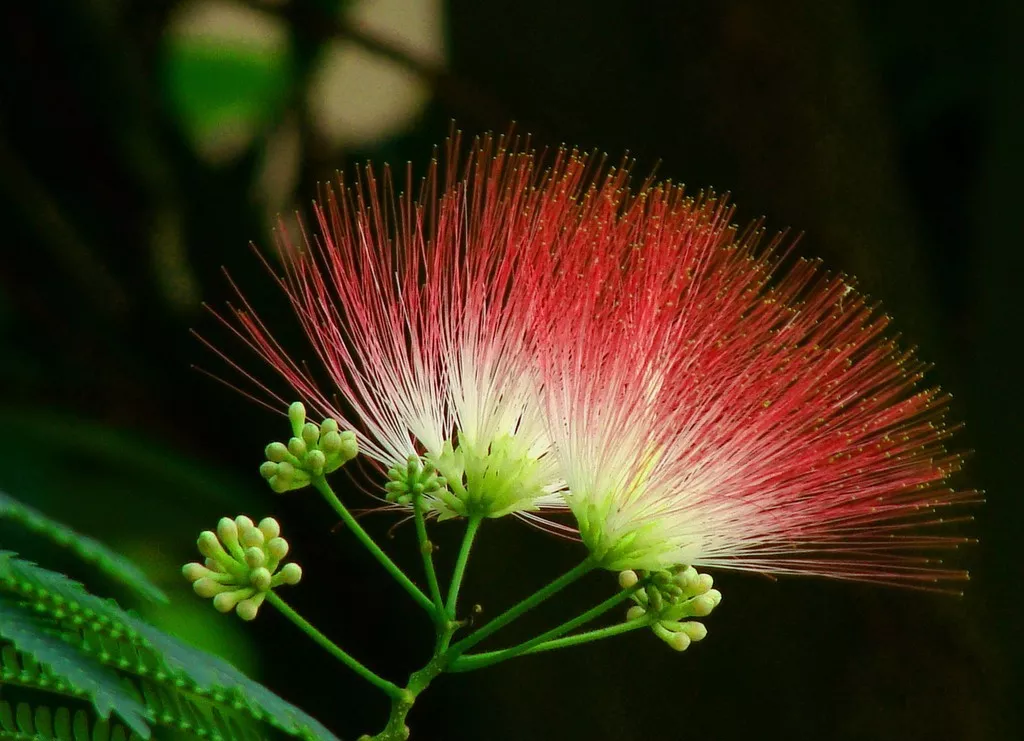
[313,477,435,615]
[266,592,403,700]
[448,583,642,672]
[412,495,444,614]
[445,558,596,659]
[514,616,652,654]
[445,515,482,619]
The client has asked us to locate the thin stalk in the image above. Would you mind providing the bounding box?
[448,583,642,672]
[266,592,403,699]
[508,616,653,655]
[412,495,444,614]
[445,557,596,659]
[313,477,434,615]
[445,515,482,619]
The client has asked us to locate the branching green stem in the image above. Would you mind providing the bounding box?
[412,495,444,614]
[447,582,643,672]
[313,477,435,615]
[266,592,403,700]
[445,515,482,619]
[444,557,596,659]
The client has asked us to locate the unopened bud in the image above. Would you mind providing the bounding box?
[666,632,691,652]
[694,573,714,595]
[301,422,320,448]
[258,517,281,540]
[680,621,708,642]
[320,418,339,435]
[197,531,224,560]
[182,562,207,582]
[278,562,302,585]
[287,437,307,458]
[306,449,326,475]
[193,578,227,598]
[674,566,699,589]
[690,594,717,617]
[320,430,342,455]
[249,567,272,591]
[245,546,266,569]
[626,605,647,622]
[236,593,266,621]
[213,589,251,614]
[338,431,358,460]
[267,537,289,560]
[217,517,241,553]
[618,570,639,589]
[265,442,290,463]
[288,402,306,436]
[240,526,264,549]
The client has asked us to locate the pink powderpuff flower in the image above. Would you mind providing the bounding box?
[207,135,615,524]
[536,181,977,586]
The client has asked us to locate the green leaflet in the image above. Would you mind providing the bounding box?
[0,700,143,741]
[0,598,150,736]
[0,491,166,604]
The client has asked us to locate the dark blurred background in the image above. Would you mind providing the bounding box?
[0,1,1020,739]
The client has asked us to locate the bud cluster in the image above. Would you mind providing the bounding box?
[260,402,358,493]
[384,454,447,507]
[618,566,722,652]
[183,516,302,621]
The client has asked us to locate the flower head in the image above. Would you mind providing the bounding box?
[212,135,602,522]
[537,183,975,586]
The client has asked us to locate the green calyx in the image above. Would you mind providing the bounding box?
[425,435,552,521]
[182,515,302,620]
[619,565,722,652]
[385,455,447,507]
[260,402,358,493]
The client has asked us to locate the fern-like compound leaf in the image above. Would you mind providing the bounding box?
[0,491,166,604]
[0,598,151,737]
[0,700,144,741]
[0,554,339,741]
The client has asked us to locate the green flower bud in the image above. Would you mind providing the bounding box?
[320,418,339,435]
[193,577,228,598]
[197,531,226,561]
[267,536,289,561]
[288,437,307,458]
[182,562,208,582]
[258,517,281,540]
[306,449,326,476]
[301,422,320,448]
[619,570,639,589]
[240,526,264,549]
[236,593,266,621]
[338,431,358,461]
[320,430,343,455]
[259,461,279,480]
[626,605,647,621]
[265,442,290,463]
[277,562,302,586]
[245,546,266,569]
[249,567,272,591]
[213,588,253,614]
[288,402,307,437]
